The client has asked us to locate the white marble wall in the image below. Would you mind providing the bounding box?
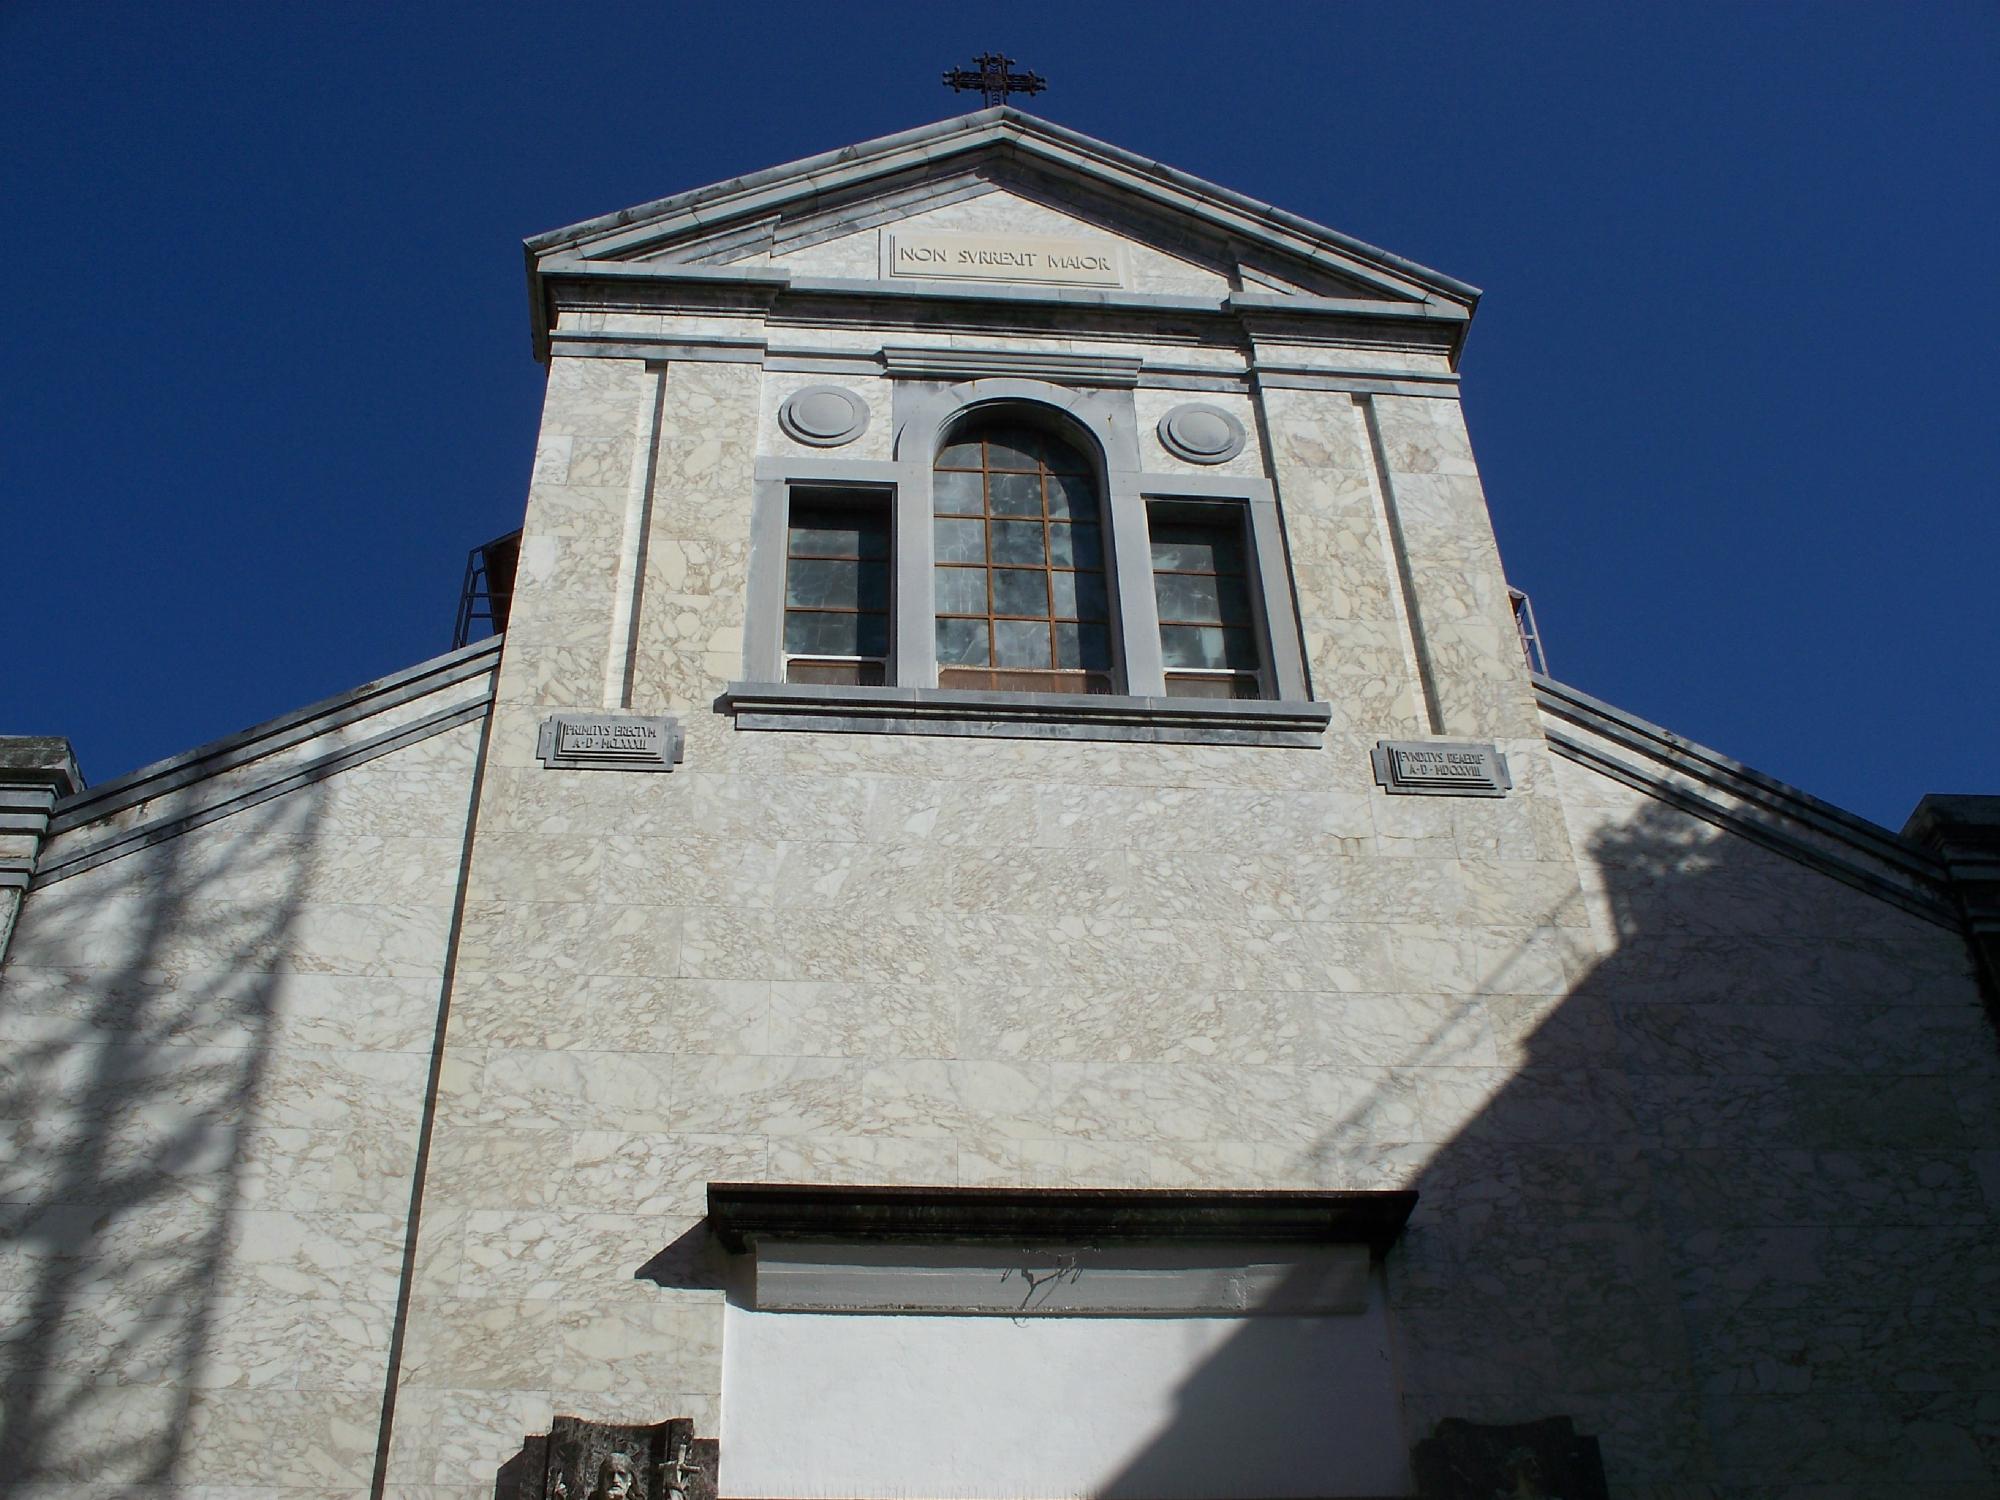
[0,713,486,1494]
[375,308,1571,1492]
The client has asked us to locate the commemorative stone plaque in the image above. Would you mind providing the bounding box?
[884,229,1125,287]
[1372,739,1511,798]
[537,713,684,772]
[1410,1415,1607,1499]
[497,1415,715,1500]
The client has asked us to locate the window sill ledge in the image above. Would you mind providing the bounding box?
[717,682,1330,747]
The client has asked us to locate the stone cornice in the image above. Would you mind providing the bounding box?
[1534,674,1959,928]
[33,640,499,884]
[523,110,1479,365]
[532,260,1467,366]
[526,109,1476,303]
[719,681,1331,748]
[706,1183,1419,1259]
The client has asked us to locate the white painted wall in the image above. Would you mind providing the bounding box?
[719,1269,1410,1499]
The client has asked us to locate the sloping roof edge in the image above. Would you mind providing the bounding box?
[524,108,1481,306]
[35,639,499,884]
[1535,674,1957,928]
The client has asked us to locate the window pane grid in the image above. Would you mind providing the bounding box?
[785,497,889,686]
[1148,509,1267,700]
[934,423,1111,691]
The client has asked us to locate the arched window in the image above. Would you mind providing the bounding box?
[932,418,1114,694]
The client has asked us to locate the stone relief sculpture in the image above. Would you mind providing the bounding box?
[495,1416,716,1500]
[1409,1416,1607,1500]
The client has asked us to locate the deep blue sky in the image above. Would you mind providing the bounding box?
[4,4,1994,829]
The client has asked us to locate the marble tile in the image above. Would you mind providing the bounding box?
[468,1048,678,1133]
[764,981,959,1059]
[179,1389,388,1485]
[450,973,767,1055]
[764,1134,957,1187]
[396,1292,715,1401]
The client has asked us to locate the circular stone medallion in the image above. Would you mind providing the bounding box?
[1158,402,1247,465]
[779,385,870,447]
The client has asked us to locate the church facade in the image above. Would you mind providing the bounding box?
[3,109,1996,1498]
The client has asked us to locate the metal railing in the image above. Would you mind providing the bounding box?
[1508,586,1548,677]
[452,530,522,649]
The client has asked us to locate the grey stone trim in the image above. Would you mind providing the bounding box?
[706,1182,1416,1258]
[49,638,501,834]
[880,344,1141,387]
[675,212,782,266]
[542,259,792,287]
[794,275,1228,315]
[527,109,1477,304]
[767,172,997,257]
[546,329,768,363]
[1157,403,1247,464]
[1227,290,1471,324]
[1252,360,1458,385]
[525,111,1483,364]
[538,268,1468,371]
[1251,370,1464,399]
[1135,475,1309,703]
[747,385,1309,706]
[536,712,685,772]
[1535,676,1957,927]
[744,459,902,683]
[0,739,83,963]
[32,696,491,888]
[752,457,903,485]
[717,681,1331,748]
[1372,739,1512,797]
[764,352,881,376]
[891,377,1157,692]
[777,385,870,446]
[1903,796,2000,1005]
[1134,370,1251,394]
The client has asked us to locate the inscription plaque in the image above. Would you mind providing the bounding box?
[538,713,685,772]
[884,229,1125,287]
[1372,739,1512,798]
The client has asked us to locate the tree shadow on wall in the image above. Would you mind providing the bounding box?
[0,776,329,1490]
[1096,793,1995,1496]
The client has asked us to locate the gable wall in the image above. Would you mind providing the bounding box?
[0,692,489,1491]
[1531,749,1996,1488]
[384,209,1664,1487]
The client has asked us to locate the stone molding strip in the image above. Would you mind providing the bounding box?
[1535,675,1957,928]
[530,109,1476,304]
[0,739,84,962]
[32,696,491,888]
[48,637,501,836]
[718,681,1331,747]
[545,336,1463,400]
[0,740,84,887]
[1903,796,2000,1004]
[706,1182,1419,1259]
[880,344,1141,386]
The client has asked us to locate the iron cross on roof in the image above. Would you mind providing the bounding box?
[943,52,1047,108]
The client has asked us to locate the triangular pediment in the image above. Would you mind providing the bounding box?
[526,109,1477,313]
